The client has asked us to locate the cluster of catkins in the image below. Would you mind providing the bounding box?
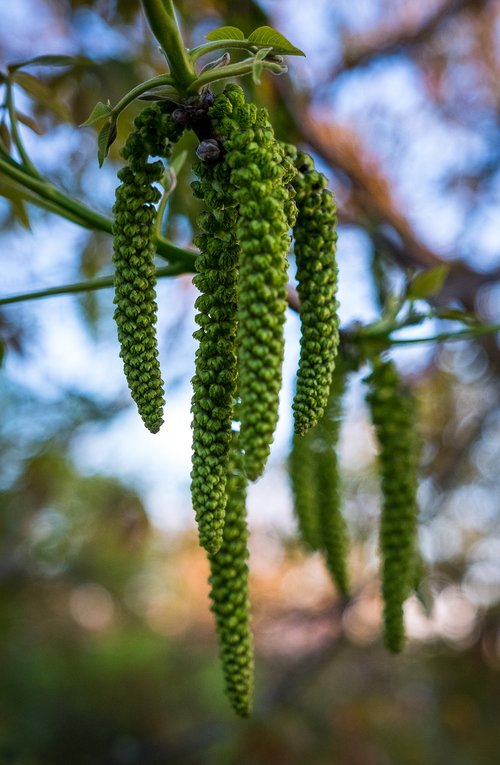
[289,353,421,654]
[112,82,419,716]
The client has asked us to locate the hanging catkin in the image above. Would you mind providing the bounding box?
[292,151,340,436]
[208,432,253,717]
[190,141,239,554]
[112,104,183,433]
[209,84,297,481]
[289,359,350,593]
[365,357,420,652]
[315,363,349,596]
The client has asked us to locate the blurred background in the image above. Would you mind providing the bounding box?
[1,0,500,762]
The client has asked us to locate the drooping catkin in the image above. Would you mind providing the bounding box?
[208,433,253,717]
[190,148,239,554]
[315,363,349,596]
[289,427,321,551]
[365,357,420,652]
[289,360,350,592]
[209,84,297,481]
[292,152,340,436]
[112,104,183,433]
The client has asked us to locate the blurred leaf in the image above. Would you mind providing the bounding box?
[407,265,449,300]
[81,100,113,127]
[13,71,71,121]
[205,26,245,42]
[15,111,44,135]
[97,119,117,167]
[8,55,93,73]
[10,197,31,229]
[0,121,11,151]
[248,26,305,56]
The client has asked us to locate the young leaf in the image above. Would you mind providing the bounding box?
[205,26,245,42]
[81,100,113,127]
[8,55,93,73]
[407,265,449,300]
[252,47,272,84]
[97,119,117,167]
[248,26,305,56]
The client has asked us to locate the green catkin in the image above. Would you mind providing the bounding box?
[292,151,340,436]
[365,357,419,653]
[112,104,183,433]
[208,433,253,717]
[289,427,321,551]
[190,145,240,554]
[314,364,349,595]
[209,85,297,482]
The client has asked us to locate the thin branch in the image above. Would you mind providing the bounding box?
[0,265,192,307]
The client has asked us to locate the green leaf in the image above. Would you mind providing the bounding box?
[97,120,117,167]
[9,55,93,73]
[407,265,449,300]
[248,26,305,56]
[252,48,272,85]
[205,26,245,42]
[81,100,113,127]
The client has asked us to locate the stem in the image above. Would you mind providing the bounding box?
[188,58,286,93]
[387,325,500,346]
[112,74,176,117]
[0,265,192,306]
[189,40,256,63]
[141,0,196,93]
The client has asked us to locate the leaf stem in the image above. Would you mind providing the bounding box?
[111,74,176,117]
[187,58,286,93]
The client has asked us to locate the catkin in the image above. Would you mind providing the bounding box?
[315,364,349,596]
[289,360,350,593]
[292,152,340,435]
[112,104,183,433]
[190,149,239,554]
[209,84,297,481]
[208,433,253,717]
[365,357,419,652]
[289,427,321,551]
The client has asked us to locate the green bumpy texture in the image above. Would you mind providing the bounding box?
[289,427,321,551]
[365,357,420,653]
[315,364,349,595]
[112,104,183,433]
[208,433,253,717]
[190,145,240,554]
[209,85,297,481]
[291,152,340,436]
[289,361,349,594]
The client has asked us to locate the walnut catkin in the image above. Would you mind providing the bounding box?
[292,151,340,436]
[112,104,183,433]
[365,357,420,652]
